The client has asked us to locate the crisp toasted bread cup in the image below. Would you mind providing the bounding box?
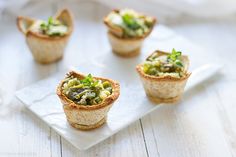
[56,71,120,130]
[17,9,73,64]
[136,50,191,103]
[104,9,156,57]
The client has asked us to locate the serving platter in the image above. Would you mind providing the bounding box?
[15,25,221,150]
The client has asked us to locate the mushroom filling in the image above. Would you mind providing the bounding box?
[39,17,68,36]
[62,74,113,105]
[142,49,186,78]
[107,9,155,38]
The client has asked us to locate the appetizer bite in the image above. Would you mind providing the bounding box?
[57,71,120,130]
[104,9,156,57]
[17,9,73,64]
[136,49,191,103]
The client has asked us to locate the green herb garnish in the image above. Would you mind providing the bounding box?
[48,16,53,25]
[62,74,112,105]
[40,16,67,36]
[167,48,183,67]
[108,9,155,38]
[122,13,140,30]
[142,49,185,78]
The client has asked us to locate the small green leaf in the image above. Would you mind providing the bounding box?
[40,22,47,30]
[81,74,94,86]
[48,16,53,25]
[40,22,46,27]
[168,48,182,62]
[122,14,140,29]
[172,48,176,54]
[175,59,183,67]
[122,14,133,25]
[167,48,184,68]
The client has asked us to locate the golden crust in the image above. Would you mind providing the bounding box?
[16,16,35,35]
[68,116,107,130]
[56,71,120,111]
[136,50,191,82]
[107,32,143,57]
[25,33,70,64]
[112,46,141,57]
[16,8,73,40]
[147,94,181,104]
[103,9,157,40]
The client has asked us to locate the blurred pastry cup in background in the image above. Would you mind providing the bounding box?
[17,9,73,64]
[56,71,120,130]
[136,49,191,103]
[104,9,156,57]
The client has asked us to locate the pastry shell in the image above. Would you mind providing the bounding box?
[104,9,156,57]
[136,50,191,103]
[17,9,73,64]
[56,71,120,130]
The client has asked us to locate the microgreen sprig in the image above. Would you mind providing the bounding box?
[40,16,54,31]
[122,13,140,30]
[80,74,99,88]
[168,48,183,67]
[40,16,66,36]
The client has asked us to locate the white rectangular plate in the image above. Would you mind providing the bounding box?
[15,26,221,150]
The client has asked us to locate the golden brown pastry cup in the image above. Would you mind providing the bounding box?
[56,71,120,130]
[104,9,157,57]
[136,50,191,103]
[17,9,73,64]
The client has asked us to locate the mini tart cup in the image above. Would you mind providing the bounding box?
[56,71,120,130]
[17,9,73,64]
[104,10,156,57]
[136,50,191,103]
